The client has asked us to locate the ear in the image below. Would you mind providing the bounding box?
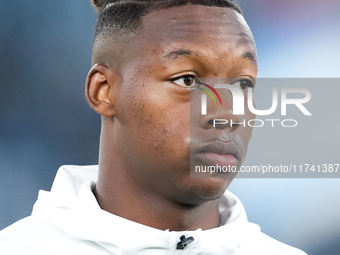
[85,64,119,118]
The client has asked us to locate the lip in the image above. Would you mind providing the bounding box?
[191,142,240,167]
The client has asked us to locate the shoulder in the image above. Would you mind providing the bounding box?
[252,231,308,255]
[220,191,307,255]
[0,216,71,254]
[0,215,112,255]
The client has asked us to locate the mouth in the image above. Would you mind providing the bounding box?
[191,141,239,167]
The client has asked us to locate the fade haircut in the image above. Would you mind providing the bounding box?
[91,0,243,45]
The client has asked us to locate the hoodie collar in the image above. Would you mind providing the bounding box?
[32,165,260,254]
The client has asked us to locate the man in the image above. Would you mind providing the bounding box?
[0,0,306,254]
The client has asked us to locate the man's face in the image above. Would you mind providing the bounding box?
[111,5,257,205]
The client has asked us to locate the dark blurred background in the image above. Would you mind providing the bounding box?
[1,1,340,254]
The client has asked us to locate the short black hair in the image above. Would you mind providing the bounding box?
[91,0,243,42]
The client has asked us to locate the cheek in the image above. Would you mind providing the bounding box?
[120,89,191,162]
[239,109,255,152]
[231,104,254,154]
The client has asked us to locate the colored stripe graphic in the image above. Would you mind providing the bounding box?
[198,82,223,106]
[198,87,217,106]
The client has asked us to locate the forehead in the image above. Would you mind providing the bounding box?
[132,4,256,61]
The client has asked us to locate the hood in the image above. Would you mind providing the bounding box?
[32,165,261,254]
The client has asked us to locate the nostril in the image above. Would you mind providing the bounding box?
[205,118,240,131]
[208,119,214,126]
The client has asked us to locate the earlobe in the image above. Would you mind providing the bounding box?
[85,64,117,118]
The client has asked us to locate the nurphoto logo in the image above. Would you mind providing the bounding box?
[199,81,312,128]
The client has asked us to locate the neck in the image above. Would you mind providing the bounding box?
[94,181,220,231]
[93,122,221,231]
[94,175,219,231]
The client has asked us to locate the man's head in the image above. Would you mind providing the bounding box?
[90,0,242,66]
[86,0,257,208]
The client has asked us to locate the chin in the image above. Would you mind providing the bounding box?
[178,176,233,205]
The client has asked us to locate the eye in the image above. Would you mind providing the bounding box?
[171,75,200,88]
[232,79,255,92]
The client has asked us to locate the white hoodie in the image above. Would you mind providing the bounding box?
[0,165,307,255]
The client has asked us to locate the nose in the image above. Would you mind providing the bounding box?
[198,86,242,131]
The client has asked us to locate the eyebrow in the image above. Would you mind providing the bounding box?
[164,49,257,64]
[241,52,257,63]
[164,49,202,60]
